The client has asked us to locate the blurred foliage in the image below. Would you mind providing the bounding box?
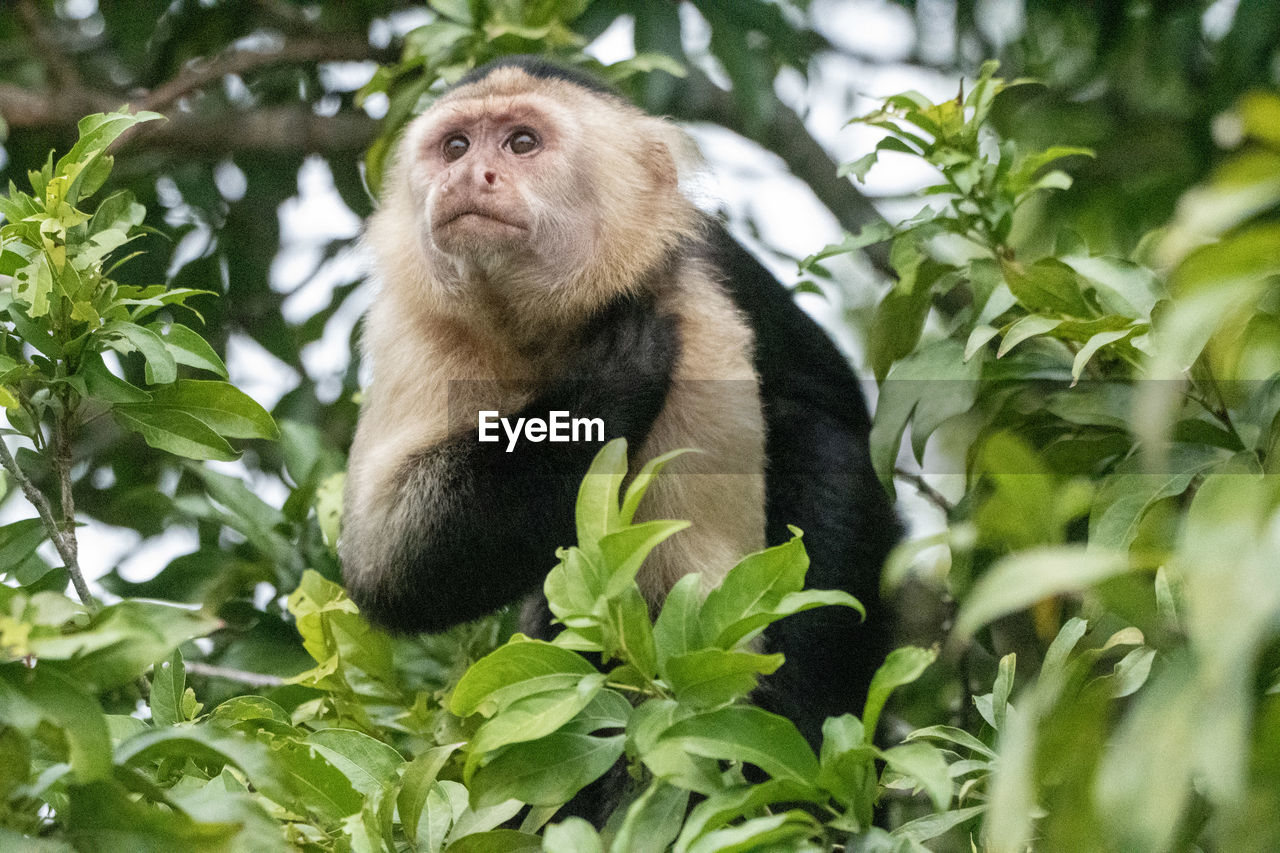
[1,0,1280,850]
[809,63,1280,852]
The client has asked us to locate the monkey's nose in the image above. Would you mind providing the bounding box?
[483,169,497,186]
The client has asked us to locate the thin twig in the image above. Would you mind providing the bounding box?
[185,661,286,687]
[0,437,94,610]
[894,467,954,513]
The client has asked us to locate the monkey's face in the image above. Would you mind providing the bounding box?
[399,93,592,274]
[371,68,696,328]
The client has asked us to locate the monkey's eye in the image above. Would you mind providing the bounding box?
[506,129,540,155]
[442,134,470,162]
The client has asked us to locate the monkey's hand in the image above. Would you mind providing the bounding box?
[536,292,680,449]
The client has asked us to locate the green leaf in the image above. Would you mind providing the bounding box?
[399,743,464,846]
[306,728,405,797]
[653,574,705,662]
[1088,444,1225,550]
[681,811,820,853]
[149,379,278,439]
[1001,257,1092,316]
[450,639,597,718]
[711,589,864,651]
[964,323,1000,361]
[870,337,982,493]
[28,599,219,690]
[100,320,177,385]
[655,706,819,786]
[674,779,824,852]
[609,780,687,853]
[1071,328,1134,382]
[466,675,605,778]
[598,520,690,598]
[880,741,952,811]
[839,151,878,182]
[619,447,693,524]
[904,725,997,760]
[147,322,228,377]
[954,546,1131,639]
[446,829,543,853]
[56,110,164,204]
[113,405,238,461]
[0,518,51,579]
[149,648,189,727]
[893,804,985,843]
[469,731,625,809]
[0,664,111,783]
[862,646,936,738]
[664,648,784,709]
[545,546,606,628]
[699,534,808,645]
[603,587,659,679]
[997,314,1063,357]
[1041,617,1089,682]
[575,438,628,549]
[80,352,150,404]
[544,817,604,853]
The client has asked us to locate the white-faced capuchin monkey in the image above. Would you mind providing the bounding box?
[341,56,900,763]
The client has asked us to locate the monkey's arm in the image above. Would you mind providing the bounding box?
[341,295,678,633]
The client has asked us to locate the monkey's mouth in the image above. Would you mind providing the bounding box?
[440,209,527,231]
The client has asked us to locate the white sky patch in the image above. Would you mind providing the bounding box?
[226,332,300,411]
[585,16,635,63]
[814,0,915,61]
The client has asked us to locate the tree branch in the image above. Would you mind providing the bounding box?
[139,37,398,111]
[662,67,893,276]
[895,466,954,514]
[184,661,286,687]
[128,106,379,156]
[0,438,94,610]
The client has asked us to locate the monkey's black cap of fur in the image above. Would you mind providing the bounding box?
[451,55,620,98]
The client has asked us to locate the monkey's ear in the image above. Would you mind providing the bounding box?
[643,140,679,189]
[640,120,700,190]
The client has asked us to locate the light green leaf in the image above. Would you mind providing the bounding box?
[880,741,952,811]
[862,646,936,738]
[544,817,603,853]
[575,438,628,549]
[997,314,1063,357]
[620,447,693,524]
[954,546,1131,639]
[664,648,784,709]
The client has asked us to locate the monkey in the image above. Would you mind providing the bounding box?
[340,56,900,761]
